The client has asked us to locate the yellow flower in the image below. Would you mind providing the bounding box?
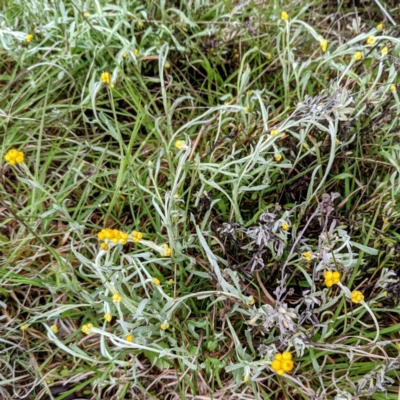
[138,21,144,28]
[4,149,24,166]
[244,106,250,114]
[274,153,282,163]
[381,46,388,55]
[132,231,143,243]
[367,36,375,45]
[83,12,89,18]
[281,222,289,231]
[122,52,128,58]
[271,129,279,136]
[161,243,171,257]
[271,352,294,375]
[81,323,93,335]
[390,84,396,92]
[175,140,187,150]
[247,296,255,306]
[100,242,108,250]
[281,11,288,21]
[104,313,112,323]
[397,343,400,350]
[26,34,33,43]
[168,279,174,285]
[101,72,111,84]
[112,293,122,303]
[134,49,139,56]
[153,277,161,286]
[377,22,384,30]
[20,324,29,331]
[320,39,328,53]
[353,51,363,61]
[125,334,134,342]
[160,323,170,330]
[98,228,129,245]
[302,251,312,262]
[243,375,250,383]
[324,270,341,287]
[50,324,58,333]
[351,290,364,304]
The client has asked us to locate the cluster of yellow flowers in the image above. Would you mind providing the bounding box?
[26,34,33,43]
[81,323,93,335]
[351,290,364,304]
[271,352,294,375]
[161,243,171,257]
[160,323,170,330]
[4,149,24,166]
[281,222,289,231]
[324,270,341,287]
[98,228,129,245]
[302,251,313,262]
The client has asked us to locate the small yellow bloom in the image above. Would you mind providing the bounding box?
[161,243,171,257]
[377,23,384,30]
[351,290,364,304]
[367,36,375,45]
[153,277,161,286]
[20,324,29,331]
[138,21,144,28]
[381,46,388,55]
[101,72,111,84]
[281,11,288,21]
[100,242,108,250]
[281,222,289,231]
[134,49,139,56]
[83,12,89,18]
[4,149,24,166]
[244,106,250,114]
[243,375,250,383]
[353,51,363,61]
[112,293,122,303]
[122,52,128,58]
[246,296,255,306]
[324,270,341,287]
[274,153,282,163]
[175,140,187,150]
[271,129,279,136]
[132,231,143,243]
[302,251,312,262]
[397,343,400,350]
[271,352,294,375]
[160,323,170,330]
[125,334,134,342]
[81,323,93,335]
[320,39,328,53]
[104,313,112,323]
[98,228,129,245]
[168,279,174,285]
[26,34,33,43]
[390,84,396,92]
[50,324,58,334]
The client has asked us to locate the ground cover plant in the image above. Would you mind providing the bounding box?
[2,0,400,399]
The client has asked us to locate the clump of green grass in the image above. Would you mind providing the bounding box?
[1,0,400,399]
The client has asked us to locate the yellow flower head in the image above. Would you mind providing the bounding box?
[101,72,111,84]
[98,228,129,245]
[377,22,384,30]
[83,12,89,18]
[100,242,108,250]
[244,106,251,114]
[5,149,24,166]
[161,243,171,257]
[281,221,289,231]
[168,279,174,285]
[104,313,112,323]
[351,290,364,304]
[175,140,187,150]
[26,34,33,43]
[397,343,400,350]
[271,129,279,136]
[247,296,255,306]
[302,251,313,262]
[122,52,128,58]
[125,334,134,342]
[243,375,250,383]
[271,352,294,375]
[390,84,396,92]
[134,48,139,56]
[324,270,341,287]
[152,277,161,286]
[81,323,93,335]
[160,323,170,330]
[353,51,363,61]
[367,36,375,45]
[138,21,144,28]
[112,293,122,303]
[281,11,289,21]
[50,324,58,333]
[20,324,29,331]
[132,231,143,243]
[381,46,388,55]
[274,153,282,163]
[320,39,328,53]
